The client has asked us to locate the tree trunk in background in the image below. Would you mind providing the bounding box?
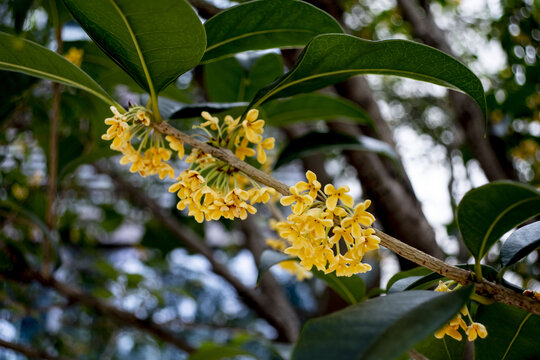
[302,1,445,262]
[397,0,518,181]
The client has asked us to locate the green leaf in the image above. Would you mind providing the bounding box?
[312,269,365,305]
[250,34,487,120]
[256,249,294,285]
[414,335,465,360]
[202,0,343,63]
[244,53,284,101]
[292,287,473,360]
[204,57,246,102]
[0,32,117,106]
[388,265,522,293]
[474,303,540,360]
[188,345,255,360]
[63,0,206,94]
[274,131,397,169]
[204,53,283,102]
[386,267,433,291]
[457,181,540,260]
[500,221,540,267]
[262,93,372,127]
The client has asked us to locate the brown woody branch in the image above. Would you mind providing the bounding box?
[153,121,540,316]
[0,270,195,353]
[0,338,69,360]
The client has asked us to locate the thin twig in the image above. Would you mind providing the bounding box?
[44,16,63,277]
[154,121,540,316]
[0,338,69,360]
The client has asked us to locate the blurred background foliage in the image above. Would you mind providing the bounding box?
[0,0,539,359]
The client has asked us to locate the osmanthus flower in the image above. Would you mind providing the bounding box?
[275,171,380,277]
[433,280,488,342]
[64,47,84,67]
[168,109,277,222]
[101,105,177,179]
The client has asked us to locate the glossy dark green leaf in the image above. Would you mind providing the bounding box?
[250,34,487,120]
[274,131,397,169]
[0,32,117,106]
[457,181,540,260]
[256,249,295,285]
[63,0,206,93]
[202,0,343,63]
[262,93,372,126]
[312,269,365,305]
[500,221,540,267]
[475,303,540,360]
[292,287,473,360]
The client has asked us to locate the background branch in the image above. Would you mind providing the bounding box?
[0,270,195,353]
[0,338,69,360]
[94,162,300,342]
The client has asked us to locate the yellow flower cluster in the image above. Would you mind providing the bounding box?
[273,171,379,277]
[168,109,276,222]
[434,281,488,342]
[64,47,84,67]
[102,106,177,179]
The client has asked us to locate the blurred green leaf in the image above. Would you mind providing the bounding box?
[256,249,294,285]
[250,34,487,120]
[0,32,116,105]
[475,303,540,360]
[312,269,366,305]
[205,53,284,103]
[63,0,206,93]
[188,344,255,360]
[500,221,540,267]
[414,334,465,360]
[262,93,372,126]
[274,131,397,169]
[202,0,343,63]
[292,287,473,360]
[457,181,540,260]
[169,102,248,120]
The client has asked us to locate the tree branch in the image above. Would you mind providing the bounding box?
[94,162,300,342]
[153,121,540,316]
[0,271,195,353]
[0,338,69,360]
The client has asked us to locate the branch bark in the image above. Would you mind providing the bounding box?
[0,270,195,353]
[152,121,540,316]
[0,338,69,360]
